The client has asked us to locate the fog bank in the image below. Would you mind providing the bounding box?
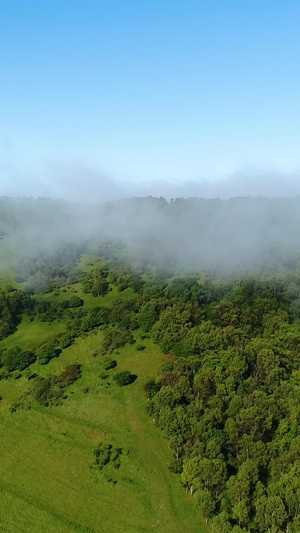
[1,195,300,273]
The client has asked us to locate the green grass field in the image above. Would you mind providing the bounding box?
[39,283,136,309]
[0,275,208,532]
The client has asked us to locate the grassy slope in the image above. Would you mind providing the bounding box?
[0,281,207,532]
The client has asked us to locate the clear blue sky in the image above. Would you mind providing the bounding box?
[1,1,300,195]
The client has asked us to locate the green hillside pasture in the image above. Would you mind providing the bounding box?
[0,330,207,533]
[39,283,136,309]
[0,280,135,355]
[0,317,66,353]
[77,253,104,273]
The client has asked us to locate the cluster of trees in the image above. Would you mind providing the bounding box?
[15,243,84,294]
[1,340,62,373]
[83,266,109,296]
[0,288,33,340]
[139,275,300,532]
[69,258,300,532]
[83,263,143,296]
[108,264,143,292]
[1,346,36,372]
[34,295,84,322]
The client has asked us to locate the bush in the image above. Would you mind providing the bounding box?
[59,300,70,309]
[113,371,137,386]
[136,344,146,351]
[109,300,138,329]
[94,443,122,470]
[59,364,81,383]
[36,341,61,365]
[100,356,117,371]
[59,333,74,349]
[101,328,135,354]
[34,365,82,406]
[69,296,83,308]
[34,377,64,406]
[6,285,15,293]
[143,378,161,399]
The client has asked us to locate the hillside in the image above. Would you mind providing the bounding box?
[1,197,300,532]
[0,251,206,533]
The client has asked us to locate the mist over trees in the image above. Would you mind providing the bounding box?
[1,195,300,273]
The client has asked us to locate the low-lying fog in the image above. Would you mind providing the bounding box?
[1,190,300,273]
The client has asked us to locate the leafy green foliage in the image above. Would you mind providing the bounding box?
[69,295,83,307]
[33,365,81,406]
[147,274,300,532]
[113,371,137,386]
[137,302,158,332]
[83,267,109,296]
[0,289,33,339]
[101,328,135,354]
[36,341,62,365]
[100,356,117,371]
[1,347,36,371]
[3,223,300,532]
[15,243,84,294]
[81,307,109,332]
[109,265,143,292]
[109,299,138,329]
[93,443,123,470]
[59,333,75,349]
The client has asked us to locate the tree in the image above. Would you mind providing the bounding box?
[195,489,216,523]
[137,302,158,332]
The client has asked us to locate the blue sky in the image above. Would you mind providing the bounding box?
[1,1,300,198]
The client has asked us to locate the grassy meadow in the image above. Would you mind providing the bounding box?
[0,257,207,533]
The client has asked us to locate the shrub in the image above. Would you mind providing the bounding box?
[34,377,64,406]
[136,344,146,351]
[59,333,74,349]
[59,300,70,309]
[143,378,161,399]
[69,296,83,308]
[34,365,82,406]
[101,328,135,354]
[59,364,81,383]
[113,371,137,386]
[6,285,15,293]
[94,443,122,470]
[100,356,117,371]
[36,341,61,365]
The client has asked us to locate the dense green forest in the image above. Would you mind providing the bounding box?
[1,196,300,532]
